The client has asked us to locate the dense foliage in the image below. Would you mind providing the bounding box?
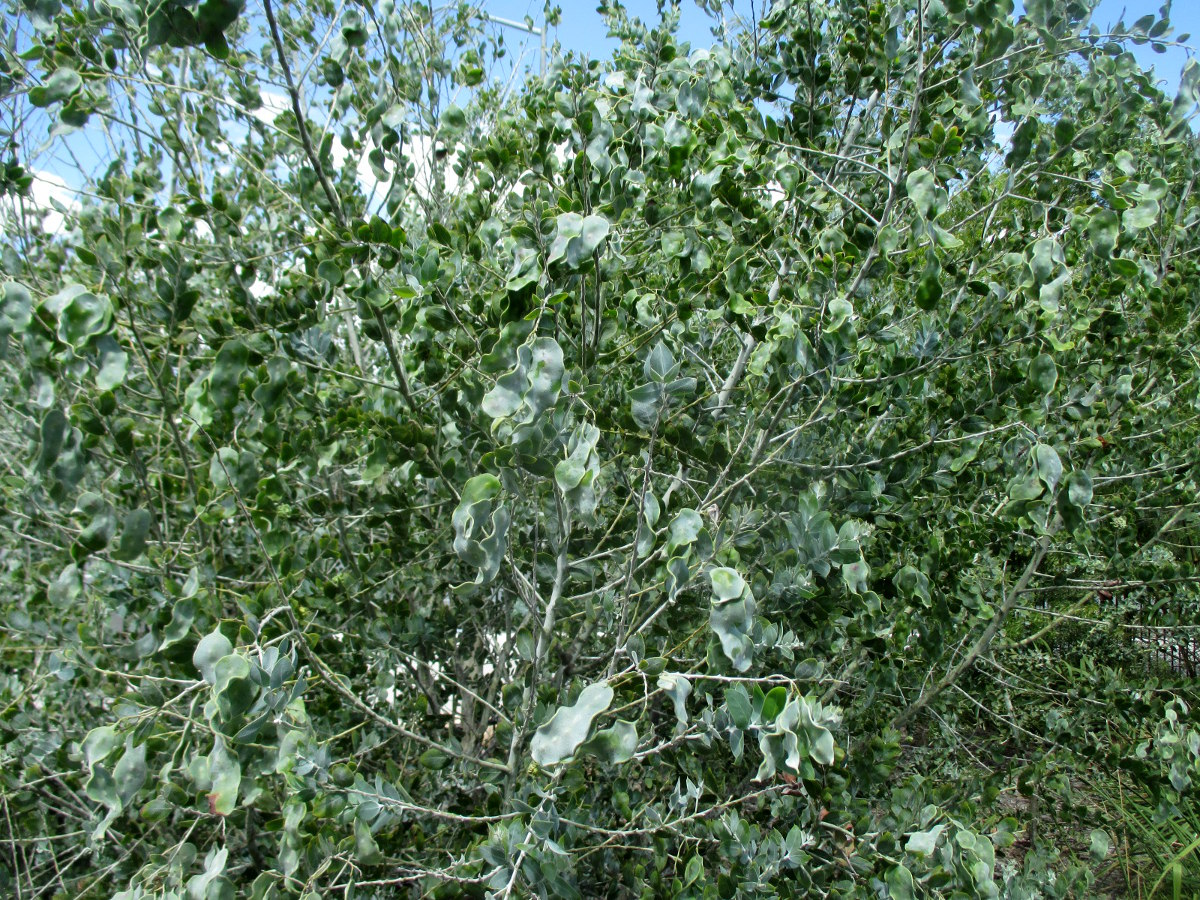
[1,0,1198,896]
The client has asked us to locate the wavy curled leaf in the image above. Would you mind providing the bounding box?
[548,212,610,268]
[636,489,661,558]
[213,654,257,722]
[1065,469,1093,507]
[194,629,233,685]
[113,738,146,807]
[662,509,709,600]
[709,567,757,672]
[755,695,838,780]
[46,284,112,348]
[798,697,836,766]
[530,681,614,766]
[83,725,121,769]
[207,739,241,816]
[755,696,802,780]
[1058,468,1094,530]
[30,67,81,107]
[1033,443,1062,493]
[452,474,510,584]
[481,336,564,444]
[0,281,33,336]
[657,673,692,730]
[630,342,694,428]
[579,720,638,764]
[554,421,601,517]
[906,168,946,219]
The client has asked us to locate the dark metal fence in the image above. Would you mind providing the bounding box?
[1139,633,1200,677]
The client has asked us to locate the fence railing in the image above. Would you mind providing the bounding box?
[1136,633,1200,678]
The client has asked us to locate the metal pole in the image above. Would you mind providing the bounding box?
[479,11,547,75]
[480,13,536,32]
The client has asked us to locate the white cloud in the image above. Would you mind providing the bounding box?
[247,91,462,206]
[0,169,80,236]
[252,89,293,128]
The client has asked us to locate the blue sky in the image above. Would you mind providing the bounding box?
[482,0,1197,93]
[1088,0,1198,92]
[13,1,1198,229]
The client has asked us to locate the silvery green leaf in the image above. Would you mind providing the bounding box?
[709,567,756,672]
[644,342,677,381]
[579,720,638,764]
[906,168,946,219]
[531,681,614,766]
[194,629,233,684]
[906,822,946,856]
[1033,444,1062,493]
[452,475,510,585]
[657,673,692,727]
